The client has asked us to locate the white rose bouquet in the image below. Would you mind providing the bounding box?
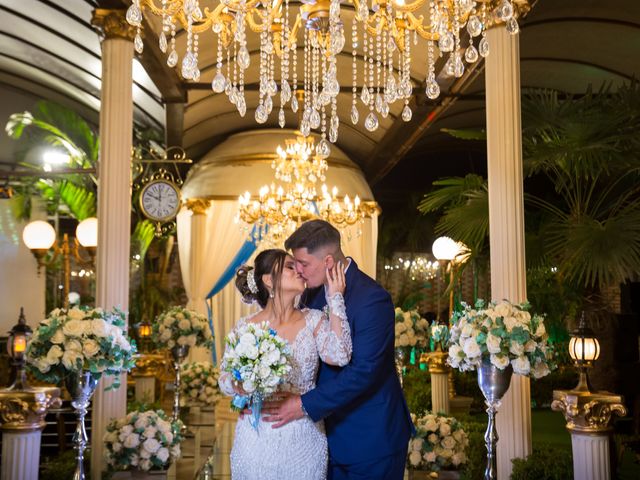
[103,410,183,472]
[179,361,221,407]
[222,321,292,428]
[430,323,450,351]
[394,308,429,349]
[152,306,213,349]
[447,300,553,378]
[408,412,469,472]
[26,307,136,389]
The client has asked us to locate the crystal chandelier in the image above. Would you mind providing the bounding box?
[127,0,522,156]
[237,134,378,246]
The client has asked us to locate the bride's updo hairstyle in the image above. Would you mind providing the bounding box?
[235,249,288,308]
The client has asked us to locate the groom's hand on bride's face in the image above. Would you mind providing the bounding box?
[262,392,304,428]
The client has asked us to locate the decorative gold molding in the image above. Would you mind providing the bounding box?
[551,389,627,435]
[92,9,137,41]
[183,198,211,215]
[0,387,61,432]
[131,353,167,378]
[424,350,450,375]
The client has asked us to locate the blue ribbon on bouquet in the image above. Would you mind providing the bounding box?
[232,393,264,430]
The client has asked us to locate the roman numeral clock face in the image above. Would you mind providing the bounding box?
[140,180,181,222]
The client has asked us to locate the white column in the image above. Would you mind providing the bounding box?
[485,25,532,479]
[135,377,156,403]
[431,372,450,414]
[1,430,41,480]
[571,434,611,480]
[90,9,134,480]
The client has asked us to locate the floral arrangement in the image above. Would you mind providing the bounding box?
[26,307,136,389]
[103,410,183,472]
[179,361,221,407]
[430,323,450,350]
[447,300,553,378]
[394,308,429,348]
[152,306,213,349]
[408,412,469,471]
[222,321,292,427]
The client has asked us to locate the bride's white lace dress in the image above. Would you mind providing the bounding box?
[219,304,352,480]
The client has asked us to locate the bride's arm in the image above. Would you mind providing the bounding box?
[313,293,352,366]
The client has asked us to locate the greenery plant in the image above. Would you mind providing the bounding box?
[510,445,573,480]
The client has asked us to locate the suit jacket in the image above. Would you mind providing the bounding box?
[300,259,414,465]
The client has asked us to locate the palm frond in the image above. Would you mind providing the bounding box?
[433,188,489,253]
[57,181,96,220]
[131,220,156,262]
[440,128,487,140]
[418,174,486,213]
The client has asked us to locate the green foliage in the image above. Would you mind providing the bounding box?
[510,445,573,480]
[440,128,487,141]
[41,449,90,478]
[458,415,487,480]
[402,368,432,417]
[127,397,161,413]
[530,366,577,409]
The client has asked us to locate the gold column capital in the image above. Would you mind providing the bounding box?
[92,9,137,41]
[184,198,211,216]
[131,353,166,378]
[0,387,61,432]
[551,389,627,435]
[424,350,450,375]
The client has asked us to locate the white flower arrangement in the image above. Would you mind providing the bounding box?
[408,412,469,472]
[447,300,553,378]
[179,361,222,407]
[152,306,213,350]
[430,323,450,350]
[222,321,292,399]
[394,308,429,349]
[26,307,136,389]
[103,410,183,472]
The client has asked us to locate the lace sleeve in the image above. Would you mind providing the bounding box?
[310,294,352,366]
[218,316,248,397]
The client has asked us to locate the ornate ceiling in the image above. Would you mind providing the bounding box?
[1,0,639,193]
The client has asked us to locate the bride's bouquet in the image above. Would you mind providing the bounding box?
[222,321,292,428]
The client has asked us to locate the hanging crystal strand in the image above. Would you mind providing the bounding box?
[279,0,291,127]
[381,28,387,113]
[386,0,395,107]
[181,2,197,80]
[401,23,412,121]
[452,0,464,78]
[167,17,178,67]
[375,25,382,115]
[126,0,144,53]
[318,56,328,156]
[225,43,232,98]
[255,7,268,124]
[361,28,369,107]
[232,41,239,106]
[237,37,246,116]
[465,5,481,64]
[300,29,310,136]
[192,33,201,81]
[310,38,320,130]
[330,96,338,143]
[425,0,440,100]
[159,0,169,53]
[212,33,226,93]
[291,12,299,114]
[351,15,358,125]
[364,28,378,132]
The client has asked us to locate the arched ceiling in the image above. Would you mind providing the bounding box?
[1,0,639,196]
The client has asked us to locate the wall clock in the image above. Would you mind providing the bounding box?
[139,179,181,222]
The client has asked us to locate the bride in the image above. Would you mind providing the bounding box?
[218,248,351,479]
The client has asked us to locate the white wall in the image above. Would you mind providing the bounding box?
[0,200,46,333]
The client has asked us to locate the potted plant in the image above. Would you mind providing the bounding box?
[104,409,184,479]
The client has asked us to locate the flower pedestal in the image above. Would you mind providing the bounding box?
[551,389,626,480]
[477,360,513,480]
[394,347,410,387]
[0,386,61,480]
[171,345,190,425]
[131,353,164,403]
[425,350,450,414]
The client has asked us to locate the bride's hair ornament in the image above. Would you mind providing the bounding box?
[247,270,259,294]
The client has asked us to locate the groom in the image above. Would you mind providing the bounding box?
[264,220,414,479]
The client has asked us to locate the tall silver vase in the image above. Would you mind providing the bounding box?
[477,358,513,480]
[65,371,99,480]
[394,347,407,387]
[171,345,190,425]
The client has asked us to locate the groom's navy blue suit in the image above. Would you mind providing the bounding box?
[301,259,414,479]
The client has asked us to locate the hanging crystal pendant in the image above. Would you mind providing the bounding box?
[300,119,310,137]
[361,87,371,105]
[229,86,238,105]
[278,108,286,128]
[330,114,339,132]
[126,4,142,26]
[319,91,331,107]
[310,109,321,129]
[459,0,474,14]
[211,72,226,93]
[387,37,396,53]
[212,22,223,34]
[426,79,440,100]
[479,37,490,57]
[358,1,369,21]
[316,138,331,158]
[134,33,144,54]
[375,94,383,113]
[238,46,250,70]
[329,127,338,143]
[237,95,247,117]
[350,105,359,124]
[281,81,292,103]
[268,79,278,96]
[467,16,483,37]
[255,104,268,123]
[465,44,479,64]
[454,56,465,78]
[325,77,340,97]
[192,68,200,82]
[496,0,514,21]
[159,32,168,53]
[364,112,379,132]
[291,95,299,113]
[401,105,412,122]
[506,17,520,35]
[438,32,455,53]
[265,95,273,114]
[380,102,389,118]
[167,49,178,67]
[181,51,198,79]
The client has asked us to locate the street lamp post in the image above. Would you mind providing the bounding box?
[22,218,97,309]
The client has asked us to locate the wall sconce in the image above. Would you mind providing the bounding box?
[22,217,98,309]
[7,307,32,389]
[568,312,601,392]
